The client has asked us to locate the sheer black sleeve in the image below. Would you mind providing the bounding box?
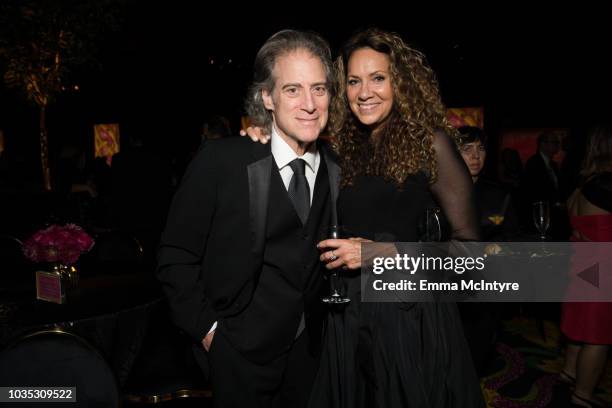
[429,131,480,241]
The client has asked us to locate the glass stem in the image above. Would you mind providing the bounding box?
[330,270,340,296]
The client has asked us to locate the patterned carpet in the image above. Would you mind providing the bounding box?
[481,317,612,408]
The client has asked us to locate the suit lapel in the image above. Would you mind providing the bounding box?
[248,143,273,258]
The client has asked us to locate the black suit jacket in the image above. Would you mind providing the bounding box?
[156,137,340,344]
[524,152,561,204]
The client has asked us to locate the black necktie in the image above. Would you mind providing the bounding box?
[288,158,310,224]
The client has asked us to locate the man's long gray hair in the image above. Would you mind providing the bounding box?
[244,29,334,130]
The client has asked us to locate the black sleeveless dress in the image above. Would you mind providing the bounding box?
[310,133,485,408]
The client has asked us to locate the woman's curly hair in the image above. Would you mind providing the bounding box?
[329,28,457,187]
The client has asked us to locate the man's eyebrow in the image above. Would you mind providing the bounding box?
[281,83,303,90]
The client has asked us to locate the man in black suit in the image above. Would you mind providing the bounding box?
[157,30,340,408]
[525,131,562,204]
[523,131,569,239]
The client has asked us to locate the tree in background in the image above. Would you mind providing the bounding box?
[0,0,122,191]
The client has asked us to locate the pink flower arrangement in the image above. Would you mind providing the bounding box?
[23,224,95,264]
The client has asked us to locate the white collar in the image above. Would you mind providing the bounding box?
[270,125,317,172]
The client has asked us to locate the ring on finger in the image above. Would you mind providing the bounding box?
[329,250,338,261]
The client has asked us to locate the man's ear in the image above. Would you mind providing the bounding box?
[262,89,274,111]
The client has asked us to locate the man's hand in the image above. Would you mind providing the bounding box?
[202,330,215,352]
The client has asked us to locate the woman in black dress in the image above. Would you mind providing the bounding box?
[313,29,484,408]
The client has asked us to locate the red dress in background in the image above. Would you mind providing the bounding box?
[561,214,612,344]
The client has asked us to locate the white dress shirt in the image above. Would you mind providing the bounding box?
[271,125,320,202]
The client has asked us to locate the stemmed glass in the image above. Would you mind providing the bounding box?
[532,201,550,240]
[421,207,442,242]
[321,225,351,304]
